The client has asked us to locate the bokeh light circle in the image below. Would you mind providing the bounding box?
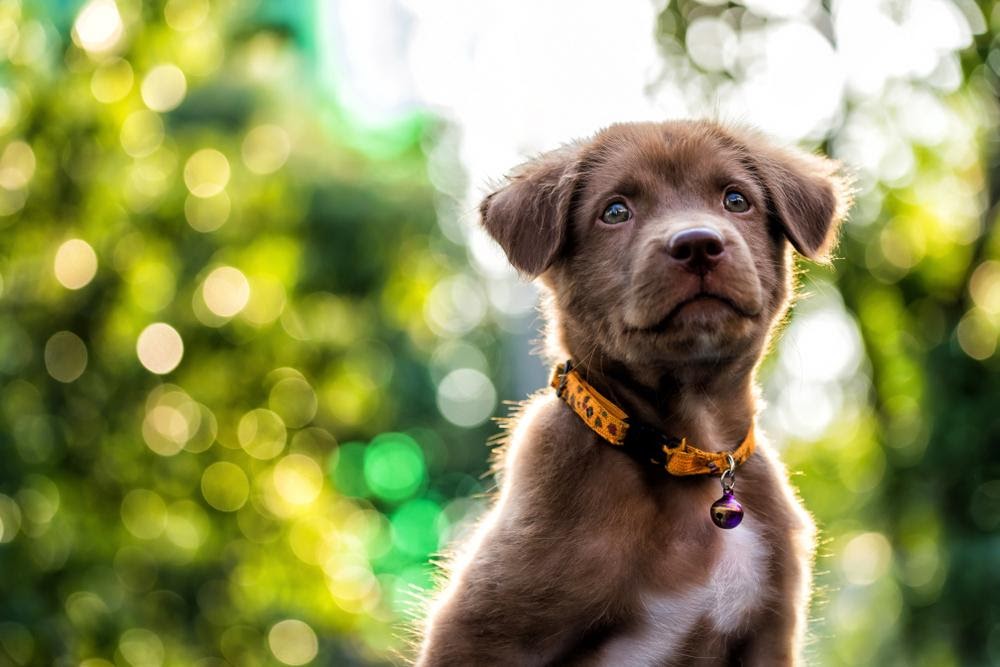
[121,489,167,540]
[268,377,317,428]
[136,323,184,374]
[0,186,26,216]
[435,368,497,427]
[184,148,230,198]
[685,17,737,73]
[970,261,1000,315]
[44,331,88,383]
[242,124,291,174]
[184,403,218,453]
[391,498,441,558]
[0,494,22,543]
[54,239,98,289]
[0,141,36,189]
[201,461,250,512]
[142,398,194,456]
[841,531,893,586]
[72,0,123,54]
[273,454,324,506]
[325,560,378,607]
[164,500,209,551]
[268,619,318,666]
[184,192,230,232]
[425,274,487,335]
[165,0,210,32]
[18,475,61,528]
[957,308,997,361]
[118,628,164,667]
[141,64,187,112]
[238,409,287,460]
[202,266,250,317]
[91,58,133,103]
[363,433,426,502]
[120,110,165,158]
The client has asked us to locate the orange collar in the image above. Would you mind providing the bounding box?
[550,361,755,477]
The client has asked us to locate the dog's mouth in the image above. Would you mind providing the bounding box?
[626,292,758,334]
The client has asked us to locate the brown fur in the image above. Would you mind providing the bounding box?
[415,120,852,666]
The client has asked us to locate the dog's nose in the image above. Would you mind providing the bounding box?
[666,227,725,274]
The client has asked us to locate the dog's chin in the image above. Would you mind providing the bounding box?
[629,293,756,333]
[619,294,761,362]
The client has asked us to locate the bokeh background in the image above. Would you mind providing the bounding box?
[1,0,999,665]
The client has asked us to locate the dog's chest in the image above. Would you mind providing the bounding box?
[597,521,767,666]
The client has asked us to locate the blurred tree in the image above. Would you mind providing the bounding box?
[0,1,500,665]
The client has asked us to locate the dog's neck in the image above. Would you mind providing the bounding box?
[564,353,757,454]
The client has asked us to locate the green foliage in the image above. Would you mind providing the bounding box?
[0,1,495,664]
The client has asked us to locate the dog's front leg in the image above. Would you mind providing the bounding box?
[415,511,607,667]
[416,399,638,666]
[735,520,815,666]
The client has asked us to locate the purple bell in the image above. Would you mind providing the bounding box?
[710,490,744,529]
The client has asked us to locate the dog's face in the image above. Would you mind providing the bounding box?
[481,121,851,369]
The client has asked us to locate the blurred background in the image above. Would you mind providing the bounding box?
[0,0,998,665]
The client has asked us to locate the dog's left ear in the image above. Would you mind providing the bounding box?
[747,138,853,262]
[479,143,583,277]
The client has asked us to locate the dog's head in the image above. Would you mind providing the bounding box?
[480,121,852,370]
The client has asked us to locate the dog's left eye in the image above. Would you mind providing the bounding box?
[601,202,632,224]
[723,191,750,213]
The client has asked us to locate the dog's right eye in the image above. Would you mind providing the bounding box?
[723,190,750,213]
[601,202,632,225]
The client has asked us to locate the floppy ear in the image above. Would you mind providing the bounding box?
[479,143,583,276]
[745,137,853,262]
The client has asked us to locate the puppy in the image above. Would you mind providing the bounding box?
[416,120,851,666]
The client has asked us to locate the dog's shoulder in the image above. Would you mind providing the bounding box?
[739,437,817,541]
[498,392,601,477]
[493,392,652,525]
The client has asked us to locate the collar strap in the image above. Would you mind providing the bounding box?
[550,360,755,477]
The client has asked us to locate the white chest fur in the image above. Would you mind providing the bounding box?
[596,520,767,666]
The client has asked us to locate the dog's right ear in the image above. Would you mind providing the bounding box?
[479,143,583,277]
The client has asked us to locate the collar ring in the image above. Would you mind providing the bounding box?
[720,454,737,492]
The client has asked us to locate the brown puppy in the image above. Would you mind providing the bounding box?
[416,120,851,666]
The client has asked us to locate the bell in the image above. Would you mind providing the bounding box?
[710,490,744,529]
